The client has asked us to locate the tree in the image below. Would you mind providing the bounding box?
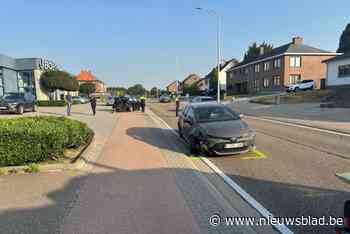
[79,83,96,95]
[183,83,200,96]
[107,87,127,96]
[41,70,79,99]
[243,42,273,61]
[337,23,350,54]
[127,84,146,96]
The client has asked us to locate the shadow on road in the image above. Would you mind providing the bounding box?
[0,162,347,234]
[126,127,187,155]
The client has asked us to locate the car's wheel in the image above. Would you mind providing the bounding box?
[294,87,299,92]
[189,137,200,154]
[32,104,37,112]
[17,105,24,115]
[309,85,314,90]
[178,123,184,138]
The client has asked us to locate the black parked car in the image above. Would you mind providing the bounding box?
[0,92,36,115]
[178,102,255,155]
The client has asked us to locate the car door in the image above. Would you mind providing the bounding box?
[23,93,31,110]
[182,107,196,141]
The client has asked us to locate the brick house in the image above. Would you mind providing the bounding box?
[166,80,179,93]
[195,77,211,92]
[76,70,106,93]
[178,74,201,94]
[226,37,339,95]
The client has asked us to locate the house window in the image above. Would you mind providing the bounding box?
[263,78,270,88]
[264,62,270,72]
[289,75,301,84]
[273,76,281,86]
[274,58,281,69]
[290,56,301,67]
[254,64,260,73]
[338,64,350,77]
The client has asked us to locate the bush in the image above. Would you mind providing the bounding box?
[0,117,94,166]
[37,100,66,106]
[37,100,81,106]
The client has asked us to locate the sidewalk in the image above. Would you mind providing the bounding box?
[60,111,276,234]
[0,106,277,234]
[228,101,350,134]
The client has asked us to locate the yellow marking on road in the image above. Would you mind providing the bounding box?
[239,150,267,160]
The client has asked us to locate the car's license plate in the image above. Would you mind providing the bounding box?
[225,143,244,149]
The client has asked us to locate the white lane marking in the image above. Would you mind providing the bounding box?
[147,108,293,234]
[246,115,350,137]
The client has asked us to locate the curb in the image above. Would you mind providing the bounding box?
[245,115,350,137]
[0,135,95,175]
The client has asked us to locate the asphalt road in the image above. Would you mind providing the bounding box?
[148,101,350,234]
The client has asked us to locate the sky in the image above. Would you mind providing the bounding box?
[1,0,349,89]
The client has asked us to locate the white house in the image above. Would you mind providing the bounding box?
[324,53,350,88]
[219,59,238,91]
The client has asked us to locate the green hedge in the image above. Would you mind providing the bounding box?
[37,100,81,106]
[0,117,94,166]
[37,100,66,106]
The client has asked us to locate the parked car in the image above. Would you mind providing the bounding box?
[286,80,315,92]
[159,95,171,103]
[191,96,216,103]
[0,92,36,114]
[72,96,89,104]
[178,102,255,155]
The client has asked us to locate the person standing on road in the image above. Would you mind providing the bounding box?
[66,93,73,116]
[140,96,146,112]
[175,95,180,117]
[89,95,97,116]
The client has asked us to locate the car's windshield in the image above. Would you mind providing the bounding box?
[194,106,240,123]
[1,94,23,101]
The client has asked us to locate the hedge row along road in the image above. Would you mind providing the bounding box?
[0,117,94,166]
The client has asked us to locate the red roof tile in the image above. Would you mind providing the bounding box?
[76,70,97,81]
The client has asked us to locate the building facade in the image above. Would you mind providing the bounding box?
[195,77,210,92]
[178,74,201,94]
[0,54,57,100]
[324,53,350,88]
[227,37,338,95]
[219,59,238,91]
[166,81,179,93]
[76,70,106,93]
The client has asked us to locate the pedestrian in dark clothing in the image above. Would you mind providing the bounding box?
[175,95,180,117]
[112,97,119,113]
[90,96,97,116]
[66,93,73,116]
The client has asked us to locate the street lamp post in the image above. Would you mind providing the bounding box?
[196,7,222,103]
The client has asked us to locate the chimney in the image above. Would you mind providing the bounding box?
[259,46,264,56]
[292,37,304,45]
